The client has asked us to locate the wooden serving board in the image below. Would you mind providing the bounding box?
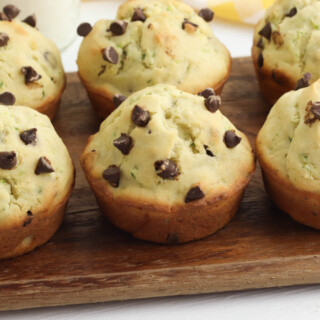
[1,57,320,312]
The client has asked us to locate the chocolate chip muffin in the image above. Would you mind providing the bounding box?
[81,84,255,243]
[256,79,320,229]
[0,4,65,119]
[252,0,320,104]
[0,105,74,259]
[77,0,231,118]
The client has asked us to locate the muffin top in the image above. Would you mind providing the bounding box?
[77,0,230,98]
[0,106,74,227]
[253,0,320,85]
[0,8,65,110]
[257,79,320,192]
[81,84,255,206]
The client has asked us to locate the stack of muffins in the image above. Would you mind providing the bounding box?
[1,0,320,259]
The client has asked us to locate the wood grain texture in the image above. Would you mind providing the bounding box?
[1,57,320,312]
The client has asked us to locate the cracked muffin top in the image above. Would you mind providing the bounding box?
[256,79,320,193]
[253,0,320,85]
[81,84,255,206]
[0,6,65,111]
[0,106,74,226]
[77,0,230,98]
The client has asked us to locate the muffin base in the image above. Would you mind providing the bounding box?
[251,46,296,105]
[0,178,74,260]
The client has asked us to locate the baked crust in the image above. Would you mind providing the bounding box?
[251,46,296,106]
[0,171,75,260]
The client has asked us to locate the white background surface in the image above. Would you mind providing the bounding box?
[1,1,320,319]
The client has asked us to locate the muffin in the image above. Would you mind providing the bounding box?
[252,0,320,105]
[0,105,74,259]
[77,0,231,118]
[256,79,320,229]
[81,84,255,243]
[0,4,66,119]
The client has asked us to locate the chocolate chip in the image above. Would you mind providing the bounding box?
[182,19,198,31]
[132,8,146,22]
[113,94,126,108]
[257,53,264,68]
[198,8,214,22]
[23,215,32,227]
[224,130,242,148]
[304,101,320,126]
[23,14,36,27]
[205,95,221,113]
[3,5,20,20]
[27,210,33,216]
[131,105,150,127]
[256,38,264,49]
[167,233,179,244]
[204,145,214,157]
[77,22,92,37]
[185,186,205,203]
[110,20,128,36]
[0,32,9,47]
[296,72,312,90]
[102,47,119,64]
[258,22,272,40]
[102,165,120,188]
[286,7,297,18]
[0,151,17,170]
[198,88,215,98]
[21,66,41,84]
[35,157,54,175]
[0,12,8,21]
[154,160,179,180]
[113,133,133,155]
[0,92,15,105]
[20,128,37,145]
[310,102,320,119]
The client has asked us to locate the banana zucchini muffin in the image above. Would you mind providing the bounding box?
[0,105,74,259]
[252,0,320,104]
[81,84,255,243]
[256,79,320,229]
[0,4,66,119]
[77,0,231,118]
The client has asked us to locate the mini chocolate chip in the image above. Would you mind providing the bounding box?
[286,7,297,18]
[102,47,119,64]
[0,151,17,170]
[77,22,92,37]
[258,22,272,40]
[23,216,32,227]
[131,105,150,127]
[311,102,320,119]
[113,133,133,155]
[185,186,205,203]
[304,101,320,126]
[110,20,128,36]
[204,145,214,157]
[35,157,54,175]
[182,19,198,31]
[205,95,221,113]
[21,66,41,84]
[102,165,120,188]
[198,88,215,98]
[113,94,126,108]
[167,233,179,244]
[23,14,36,27]
[3,5,20,20]
[257,53,264,68]
[256,38,264,49]
[27,210,33,216]
[224,130,242,148]
[0,12,8,21]
[0,32,9,47]
[132,8,146,22]
[20,128,37,145]
[198,8,214,22]
[154,160,179,180]
[296,72,312,90]
[0,92,15,105]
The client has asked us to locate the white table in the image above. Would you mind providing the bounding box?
[2,1,320,319]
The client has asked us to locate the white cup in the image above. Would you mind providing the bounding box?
[0,0,81,50]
